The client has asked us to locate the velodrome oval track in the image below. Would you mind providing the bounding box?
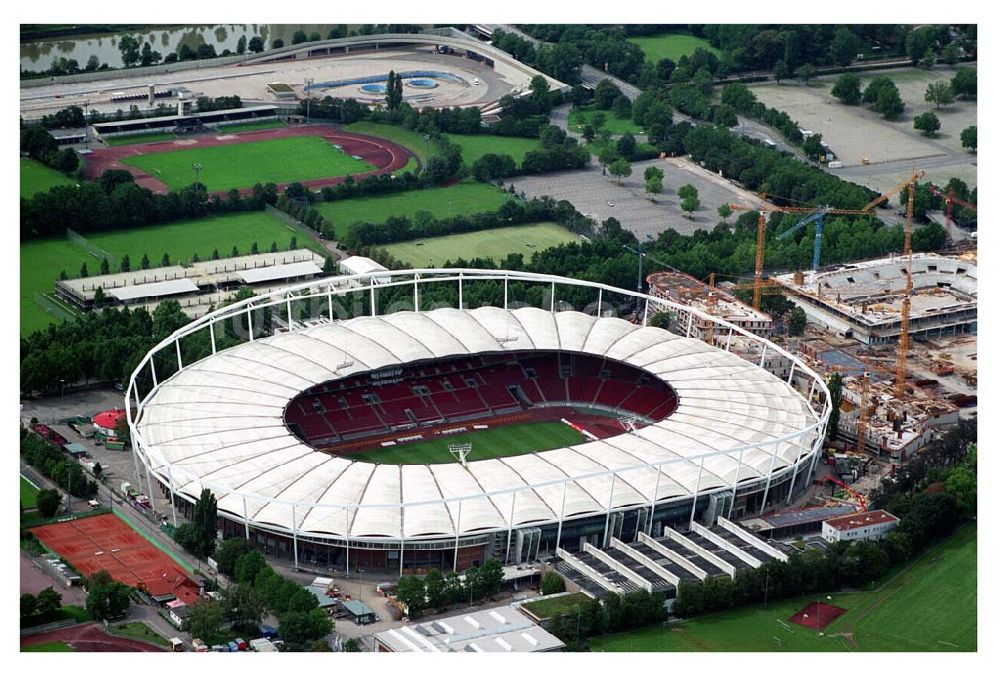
[83,124,412,196]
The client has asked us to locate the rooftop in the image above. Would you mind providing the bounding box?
[374,606,564,652]
[824,509,899,532]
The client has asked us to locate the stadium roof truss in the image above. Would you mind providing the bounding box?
[128,269,831,546]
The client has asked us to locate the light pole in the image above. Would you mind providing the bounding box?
[192,162,203,188]
[304,78,314,123]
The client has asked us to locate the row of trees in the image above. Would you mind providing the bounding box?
[395,559,505,616]
[21,169,279,240]
[20,587,64,624]
[547,590,666,649]
[20,126,80,175]
[20,429,98,499]
[720,83,804,145]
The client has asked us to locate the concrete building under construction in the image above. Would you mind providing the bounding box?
[774,253,977,346]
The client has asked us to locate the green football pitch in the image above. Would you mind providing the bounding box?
[590,524,977,652]
[20,158,76,198]
[384,222,580,268]
[345,421,585,465]
[314,183,513,238]
[20,476,39,509]
[19,211,318,336]
[628,32,721,63]
[121,136,374,192]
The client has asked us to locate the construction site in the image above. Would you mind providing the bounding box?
[648,168,977,520]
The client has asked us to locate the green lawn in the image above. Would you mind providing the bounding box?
[443,133,542,166]
[22,641,75,652]
[384,222,581,268]
[314,183,513,238]
[521,592,592,620]
[122,136,374,192]
[20,211,313,336]
[109,622,170,647]
[20,476,40,509]
[20,158,75,198]
[218,119,287,134]
[347,421,585,465]
[629,32,721,63]
[569,106,645,136]
[104,131,176,147]
[590,524,977,652]
[345,121,433,167]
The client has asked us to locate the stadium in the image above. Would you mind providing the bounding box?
[127,270,830,575]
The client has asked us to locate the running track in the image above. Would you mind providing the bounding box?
[21,622,165,652]
[84,124,412,196]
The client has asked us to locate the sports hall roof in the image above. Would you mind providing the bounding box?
[136,307,817,541]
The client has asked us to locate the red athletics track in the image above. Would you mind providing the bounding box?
[31,513,201,605]
[83,124,412,196]
[21,622,165,652]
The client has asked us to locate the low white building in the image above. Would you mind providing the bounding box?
[374,606,564,653]
[822,510,900,543]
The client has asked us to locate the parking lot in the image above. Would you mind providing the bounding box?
[510,156,771,240]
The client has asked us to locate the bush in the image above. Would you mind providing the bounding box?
[36,488,61,517]
[540,571,566,595]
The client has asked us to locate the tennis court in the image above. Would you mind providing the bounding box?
[31,512,200,604]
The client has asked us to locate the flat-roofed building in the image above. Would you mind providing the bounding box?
[822,509,899,543]
[374,606,564,653]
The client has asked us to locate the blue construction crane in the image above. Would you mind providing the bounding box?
[777,209,827,271]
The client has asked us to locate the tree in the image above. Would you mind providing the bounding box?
[616,132,637,160]
[36,587,63,617]
[139,42,161,67]
[831,73,862,105]
[713,103,738,128]
[396,575,426,615]
[611,95,631,119]
[385,70,404,111]
[36,488,61,517]
[644,165,664,196]
[594,79,622,109]
[161,253,170,267]
[92,462,103,479]
[477,559,504,600]
[343,638,361,652]
[182,488,218,560]
[582,125,595,143]
[716,203,734,224]
[803,133,824,159]
[609,158,632,185]
[292,30,308,44]
[942,42,960,66]
[20,594,38,621]
[272,39,284,49]
[85,570,131,620]
[99,258,110,275]
[424,569,447,609]
[223,583,266,633]
[773,60,790,83]
[914,111,941,137]
[248,36,264,53]
[540,571,566,595]
[215,538,256,577]
[597,147,618,174]
[960,125,977,152]
[830,27,861,67]
[79,262,88,278]
[827,372,843,443]
[950,68,976,99]
[875,85,905,119]
[924,81,955,108]
[278,609,332,651]
[789,306,807,335]
[234,549,268,584]
[795,64,816,83]
[189,600,224,645]
[681,195,700,217]
[236,36,247,55]
[118,35,141,68]
[140,254,150,270]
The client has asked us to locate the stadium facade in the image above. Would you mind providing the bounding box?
[127,270,831,574]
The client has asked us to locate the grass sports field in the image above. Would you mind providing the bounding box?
[20,158,75,198]
[443,133,542,166]
[122,136,374,192]
[20,211,316,336]
[314,183,513,237]
[569,106,645,135]
[590,524,977,652]
[347,421,584,465]
[22,641,75,652]
[384,222,580,267]
[20,476,39,509]
[628,32,721,63]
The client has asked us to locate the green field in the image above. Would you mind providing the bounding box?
[218,119,287,134]
[122,136,374,192]
[20,211,314,336]
[20,158,76,198]
[348,421,585,465]
[104,131,176,147]
[384,222,580,267]
[109,622,170,647]
[590,524,977,652]
[22,641,75,652]
[629,32,722,63]
[443,133,542,166]
[521,592,592,620]
[314,183,513,237]
[20,476,40,509]
[569,106,645,135]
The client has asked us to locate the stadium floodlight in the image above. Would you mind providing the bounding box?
[618,415,638,432]
[448,443,472,467]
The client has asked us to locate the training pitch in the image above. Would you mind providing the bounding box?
[384,222,580,267]
[121,135,374,192]
[628,32,721,63]
[589,524,976,652]
[345,421,585,465]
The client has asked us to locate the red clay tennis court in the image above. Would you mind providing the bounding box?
[788,602,848,630]
[31,513,200,605]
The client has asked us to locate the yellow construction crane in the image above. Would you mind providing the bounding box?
[860,169,926,399]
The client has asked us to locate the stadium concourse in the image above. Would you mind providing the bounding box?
[128,270,829,575]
